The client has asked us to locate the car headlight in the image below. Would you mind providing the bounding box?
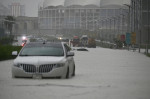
[14,63,19,67]
[54,63,65,68]
[13,63,21,68]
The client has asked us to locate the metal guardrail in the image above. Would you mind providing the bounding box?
[127,44,150,54]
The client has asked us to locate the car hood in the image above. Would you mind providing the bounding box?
[14,56,66,65]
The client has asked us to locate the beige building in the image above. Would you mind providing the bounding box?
[9,3,25,17]
[13,16,38,35]
[38,0,130,42]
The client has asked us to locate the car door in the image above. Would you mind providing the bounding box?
[64,44,74,74]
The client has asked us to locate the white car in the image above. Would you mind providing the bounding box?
[12,42,75,79]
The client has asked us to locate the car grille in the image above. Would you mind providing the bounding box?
[21,64,36,73]
[39,64,55,73]
[20,64,55,73]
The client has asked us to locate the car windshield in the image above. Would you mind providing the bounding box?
[19,44,64,56]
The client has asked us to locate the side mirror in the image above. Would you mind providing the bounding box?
[67,52,74,57]
[12,51,18,56]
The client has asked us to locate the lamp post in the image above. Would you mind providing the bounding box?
[112,17,117,41]
[146,0,149,54]
[124,0,143,53]
[123,4,133,50]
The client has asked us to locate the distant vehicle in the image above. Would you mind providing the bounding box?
[21,36,28,46]
[80,35,96,48]
[36,38,43,42]
[71,35,96,48]
[60,38,69,45]
[12,42,75,79]
[71,36,80,47]
[80,35,88,47]
[88,38,96,48]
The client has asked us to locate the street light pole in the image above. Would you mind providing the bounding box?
[123,4,131,33]
[147,0,149,54]
[123,4,133,51]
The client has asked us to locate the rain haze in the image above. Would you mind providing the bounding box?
[0,0,150,99]
[1,0,130,17]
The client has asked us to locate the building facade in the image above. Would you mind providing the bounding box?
[38,0,129,42]
[129,0,150,45]
[9,3,25,17]
[0,3,10,37]
[13,16,39,36]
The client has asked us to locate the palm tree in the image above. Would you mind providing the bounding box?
[4,16,15,36]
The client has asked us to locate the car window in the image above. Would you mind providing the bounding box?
[20,46,64,56]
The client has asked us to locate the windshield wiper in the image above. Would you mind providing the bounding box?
[20,54,30,56]
[38,55,63,56]
[19,54,64,56]
[38,55,50,56]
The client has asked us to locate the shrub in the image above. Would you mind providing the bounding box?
[146,53,150,57]
[0,45,22,61]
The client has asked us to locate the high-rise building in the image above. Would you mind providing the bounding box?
[130,0,150,44]
[9,3,25,17]
[0,3,10,37]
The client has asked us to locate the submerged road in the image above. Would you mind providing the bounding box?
[0,48,150,99]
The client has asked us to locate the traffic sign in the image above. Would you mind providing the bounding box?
[121,34,125,42]
[131,32,136,44]
[126,33,131,45]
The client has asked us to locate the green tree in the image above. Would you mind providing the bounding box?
[4,16,15,37]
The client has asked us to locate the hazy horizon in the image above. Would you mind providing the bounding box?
[1,0,130,17]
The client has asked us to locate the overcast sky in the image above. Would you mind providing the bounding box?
[1,0,130,17]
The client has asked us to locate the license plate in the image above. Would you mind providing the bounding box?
[33,74,42,79]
